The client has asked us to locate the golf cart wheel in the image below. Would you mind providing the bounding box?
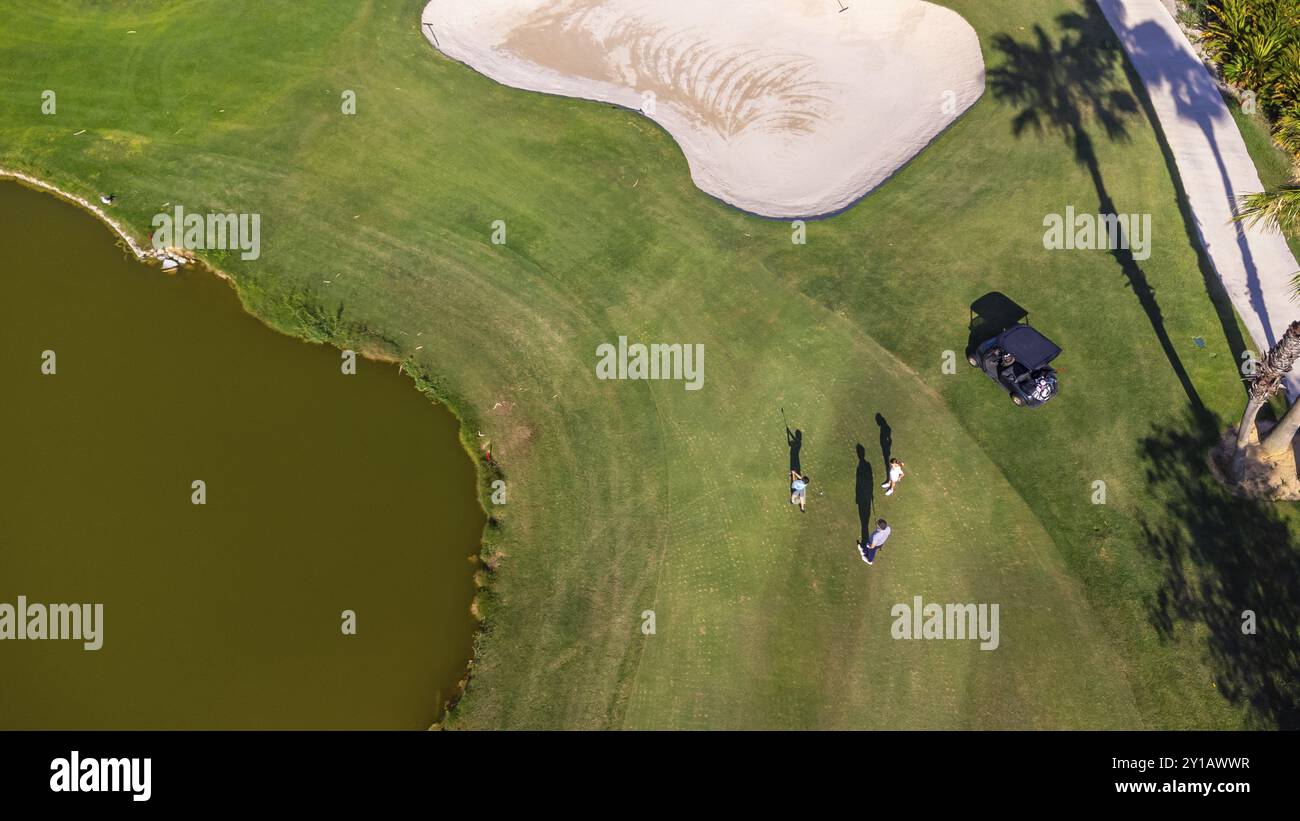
[1011,393,1025,406]
[967,352,979,367]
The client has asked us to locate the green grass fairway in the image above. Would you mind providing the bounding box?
[3,0,1297,728]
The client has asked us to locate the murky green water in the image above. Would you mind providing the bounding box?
[0,181,483,728]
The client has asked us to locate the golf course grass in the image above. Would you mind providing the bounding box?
[2,0,1297,728]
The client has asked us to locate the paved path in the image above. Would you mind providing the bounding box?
[1098,0,1300,397]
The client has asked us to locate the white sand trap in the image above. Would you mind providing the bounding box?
[421,0,985,217]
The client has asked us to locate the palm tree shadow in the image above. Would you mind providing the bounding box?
[989,4,1201,408]
[1107,6,1273,349]
[1139,409,1300,728]
[1115,60,1252,379]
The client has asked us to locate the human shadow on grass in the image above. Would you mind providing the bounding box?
[1139,409,1300,728]
[876,414,892,465]
[855,444,875,542]
[989,3,1201,408]
[787,426,803,474]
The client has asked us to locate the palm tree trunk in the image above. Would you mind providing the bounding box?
[1261,395,1300,456]
[1231,321,1300,480]
[1231,396,1268,480]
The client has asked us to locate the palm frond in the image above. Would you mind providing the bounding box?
[1236,185,1300,233]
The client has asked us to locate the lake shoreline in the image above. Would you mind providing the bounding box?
[1,168,491,729]
[0,167,216,277]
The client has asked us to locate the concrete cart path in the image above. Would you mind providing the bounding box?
[1097,0,1300,396]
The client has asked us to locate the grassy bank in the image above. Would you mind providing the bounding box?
[2,0,1296,728]
[1230,103,1300,262]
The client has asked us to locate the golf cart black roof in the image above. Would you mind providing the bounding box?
[998,324,1061,370]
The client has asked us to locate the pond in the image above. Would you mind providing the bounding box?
[0,180,483,728]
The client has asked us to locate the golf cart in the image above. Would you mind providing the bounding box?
[966,293,1061,408]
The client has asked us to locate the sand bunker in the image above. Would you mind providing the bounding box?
[422,0,984,217]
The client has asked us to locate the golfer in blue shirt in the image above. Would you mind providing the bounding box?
[858,519,891,565]
[790,470,810,512]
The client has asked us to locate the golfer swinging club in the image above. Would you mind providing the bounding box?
[790,470,811,512]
